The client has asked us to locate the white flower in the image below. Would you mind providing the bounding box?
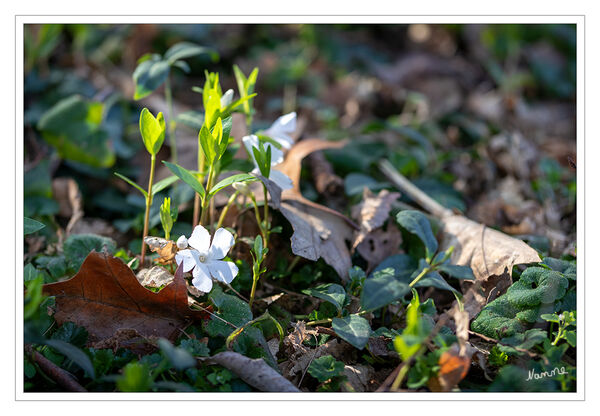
[176,235,188,249]
[175,225,239,293]
[264,112,296,149]
[242,134,293,190]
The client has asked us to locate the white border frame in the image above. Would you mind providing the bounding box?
[15,15,585,401]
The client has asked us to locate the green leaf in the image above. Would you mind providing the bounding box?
[303,283,347,313]
[178,339,210,357]
[51,322,89,348]
[45,339,95,379]
[472,267,569,339]
[360,272,410,311]
[307,355,345,383]
[176,110,204,131]
[63,234,116,272]
[371,254,418,282]
[116,362,152,392]
[157,338,197,371]
[133,57,170,100]
[163,161,205,198]
[24,217,45,235]
[437,264,475,280]
[565,331,576,347]
[139,108,166,156]
[209,173,256,197]
[232,326,278,370]
[396,210,438,259]
[37,95,114,168]
[332,314,371,350]
[114,172,147,197]
[497,328,547,356]
[164,42,215,65]
[205,286,252,337]
[24,263,44,282]
[152,175,179,194]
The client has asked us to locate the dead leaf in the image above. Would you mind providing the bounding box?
[351,188,401,250]
[136,266,174,288]
[356,226,403,270]
[202,351,300,392]
[52,178,83,235]
[264,138,358,281]
[431,344,471,392]
[43,252,208,350]
[343,364,375,392]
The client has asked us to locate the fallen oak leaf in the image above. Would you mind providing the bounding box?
[200,351,300,392]
[43,251,209,352]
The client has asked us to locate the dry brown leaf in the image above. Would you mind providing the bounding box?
[355,227,402,270]
[267,138,358,281]
[431,343,471,392]
[43,252,209,351]
[201,351,300,392]
[343,364,375,392]
[136,266,174,288]
[52,177,83,235]
[351,188,401,250]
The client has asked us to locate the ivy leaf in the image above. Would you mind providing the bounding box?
[307,355,345,383]
[506,267,569,308]
[163,161,205,199]
[396,210,438,259]
[332,314,371,350]
[360,271,410,311]
[24,217,45,235]
[302,283,347,313]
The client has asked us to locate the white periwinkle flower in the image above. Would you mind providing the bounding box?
[264,112,297,149]
[175,225,239,293]
[242,134,293,190]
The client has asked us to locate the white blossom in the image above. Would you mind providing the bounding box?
[175,225,239,293]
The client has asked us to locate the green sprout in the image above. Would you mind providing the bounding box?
[249,235,268,308]
[115,108,166,266]
[159,197,177,240]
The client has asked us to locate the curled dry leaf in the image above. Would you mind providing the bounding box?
[43,252,209,352]
[52,177,83,235]
[201,351,300,392]
[267,138,358,281]
[351,188,401,250]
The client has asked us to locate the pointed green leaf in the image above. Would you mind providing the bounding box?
[151,175,179,194]
[114,172,147,198]
[209,173,256,197]
[302,283,347,313]
[164,42,215,65]
[133,58,170,100]
[163,162,205,198]
[396,210,438,259]
[360,272,410,311]
[24,217,45,235]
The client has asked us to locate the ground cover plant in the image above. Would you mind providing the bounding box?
[23,23,576,393]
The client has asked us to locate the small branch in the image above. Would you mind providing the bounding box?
[25,345,87,392]
[379,159,452,219]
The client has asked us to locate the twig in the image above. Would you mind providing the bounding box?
[25,345,87,392]
[379,159,452,218]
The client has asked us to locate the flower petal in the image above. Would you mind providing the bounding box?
[175,249,199,272]
[209,228,235,260]
[207,260,239,284]
[191,263,213,292]
[269,169,294,190]
[265,112,296,149]
[188,225,210,254]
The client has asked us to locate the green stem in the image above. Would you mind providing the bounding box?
[216,191,240,229]
[200,165,215,226]
[140,154,156,266]
[249,193,266,243]
[262,183,269,248]
[248,262,262,309]
[409,266,430,288]
[165,75,177,164]
[391,345,426,391]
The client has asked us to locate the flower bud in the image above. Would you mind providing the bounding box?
[176,235,188,249]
